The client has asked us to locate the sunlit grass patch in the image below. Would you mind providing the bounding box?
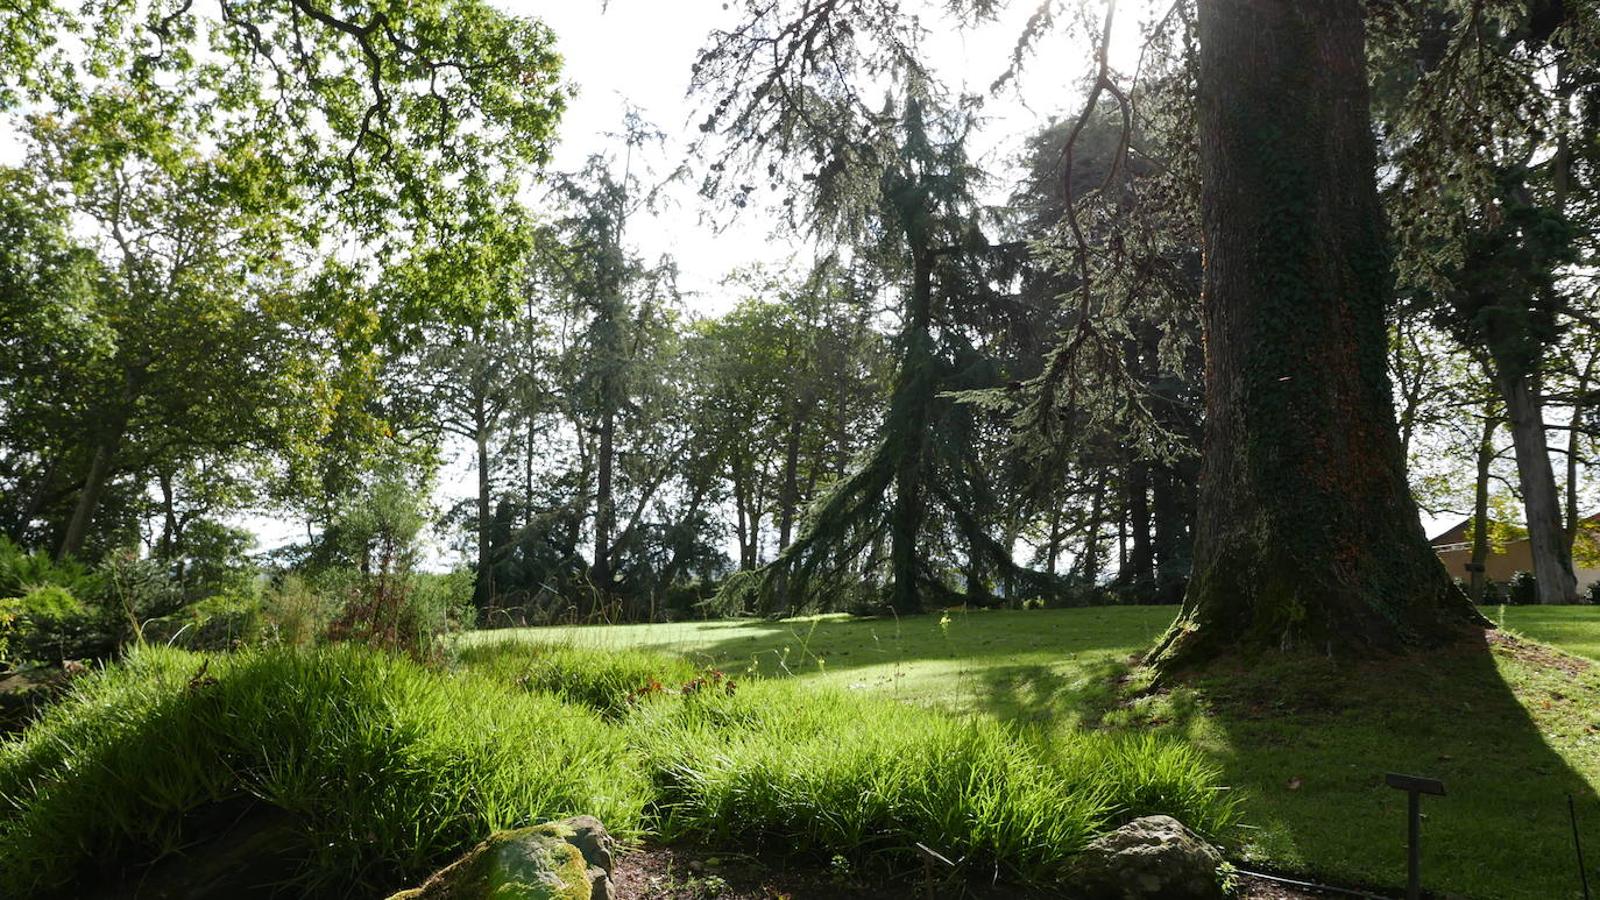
[0,645,647,897]
[457,638,701,715]
[625,677,1236,884]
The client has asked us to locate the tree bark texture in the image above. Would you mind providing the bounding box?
[1152,0,1477,668]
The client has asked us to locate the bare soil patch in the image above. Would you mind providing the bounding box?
[610,843,1329,899]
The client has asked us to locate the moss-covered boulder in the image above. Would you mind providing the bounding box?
[389,818,614,900]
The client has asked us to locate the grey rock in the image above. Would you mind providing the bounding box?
[557,814,615,873]
[1069,815,1226,900]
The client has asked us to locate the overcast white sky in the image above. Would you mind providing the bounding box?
[521,0,1131,312]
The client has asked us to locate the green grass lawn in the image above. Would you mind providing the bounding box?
[474,605,1600,900]
[1492,603,1600,661]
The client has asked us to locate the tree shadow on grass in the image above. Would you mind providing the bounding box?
[1159,628,1600,900]
[487,609,1600,898]
[958,656,1137,728]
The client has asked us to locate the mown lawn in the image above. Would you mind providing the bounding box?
[474,605,1600,900]
[1493,603,1600,661]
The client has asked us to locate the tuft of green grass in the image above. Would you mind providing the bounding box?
[0,645,648,898]
[622,678,1236,884]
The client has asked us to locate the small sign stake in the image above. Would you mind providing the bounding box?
[1386,772,1445,900]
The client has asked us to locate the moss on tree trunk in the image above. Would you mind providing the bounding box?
[1151,0,1480,670]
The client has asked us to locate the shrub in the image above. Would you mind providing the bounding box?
[0,598,14,664]
[0,536,99,599]
[0,538,107,664]
[404,569,476,649]
[0,645,648,898]
[5,585,84,661]
[1508,571,1539,606]
[1585,580,1600,605]
[142,590,263,651]
[260,573,339,647]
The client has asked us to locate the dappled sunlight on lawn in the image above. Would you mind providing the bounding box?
[471,606,1176,722]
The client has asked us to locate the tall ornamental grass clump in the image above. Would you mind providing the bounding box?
[623,678,1238,884]
[2,640,1237,896]
[0,645,647,898]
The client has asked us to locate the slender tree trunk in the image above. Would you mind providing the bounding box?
[474,419,495,608]
[1496,365,1578,602]
[58,412,129,561]
[591,401,616,592]
[1045,501,1063,576]
[1117,491,1127,573]
[887,250,934,613]
[1470,414,1497,603]
[1081,472,1105,583]
[1151,465,1185,602]
[10,457,60,543]
[526,417,535,530]
[1567,411,1580,551]
[773,407,804,612]
[777,412,803,551]
[1119,338,1153,590]
[1567,358,1592,555]
[732,461,754,572]
[158,469,178,561]
[1153,0,1475,668]
[1121,459,1153,588]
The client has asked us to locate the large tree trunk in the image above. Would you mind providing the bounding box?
[1470,413,1496,603]
[1152,0,1476,668]
[1496,366,1578,603]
